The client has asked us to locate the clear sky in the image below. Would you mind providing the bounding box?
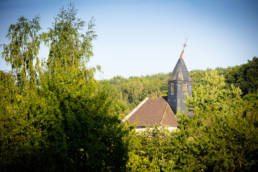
[0,0,257,79]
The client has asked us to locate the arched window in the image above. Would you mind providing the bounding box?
[183,83,187,95]
[170,83,174,95]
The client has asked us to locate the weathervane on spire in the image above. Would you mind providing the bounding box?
[180,38,188,59]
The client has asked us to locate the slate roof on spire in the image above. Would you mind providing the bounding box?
[168,58,192,81]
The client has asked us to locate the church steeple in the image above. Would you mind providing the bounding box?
[168,57,192,82]
[167,42,192,116]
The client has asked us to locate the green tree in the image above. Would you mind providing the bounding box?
[0,16,47,171]
[0,5,130,171]
[38,5,129,171]
[2,16,41,88]
[104,73,169,111]
[126,70,258,171]
[41,5,96,70]
[126,127,175,172]
[225,57,258,95]
[173,70,258,171]
[187,70,244,116]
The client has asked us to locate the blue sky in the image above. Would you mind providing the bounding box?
[0,0,257,79]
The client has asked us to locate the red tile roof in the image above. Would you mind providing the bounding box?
[126,97,178,127]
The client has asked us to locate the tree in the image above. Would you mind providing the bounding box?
[104,74,168,111]
[0,16,47,171]
[41,5,96,71]
[126,127,175,172]
[225,57,258,95]
[186,70,244,116]
[126,70,258,171]
[174,70,258,171]
[38,5,129,171]
[2,16,41,88]
[0,5,129,171]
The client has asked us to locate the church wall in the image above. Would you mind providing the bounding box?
[167,81,177,114]
[168,80,192,115]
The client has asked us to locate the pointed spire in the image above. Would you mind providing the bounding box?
[169,39,192,82]
[168,58,192,81]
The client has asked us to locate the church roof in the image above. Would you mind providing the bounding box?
[168,58,192,82]
[123,97,178,128]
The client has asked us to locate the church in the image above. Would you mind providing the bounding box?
[123,45,192,131]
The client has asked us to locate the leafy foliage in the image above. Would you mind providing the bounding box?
[2,16,41,88]
[225,57,258,95]
[0,5,128,172]
[0,3,257,172]
[104,57,258,114]
[102,74,169,111]
[41,5,96,69]
[126,127,175,171]
[126,70,258,172]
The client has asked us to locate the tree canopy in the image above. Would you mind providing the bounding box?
[0,5,129,172]
[0,4,257,172]
[126,70,258,171]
